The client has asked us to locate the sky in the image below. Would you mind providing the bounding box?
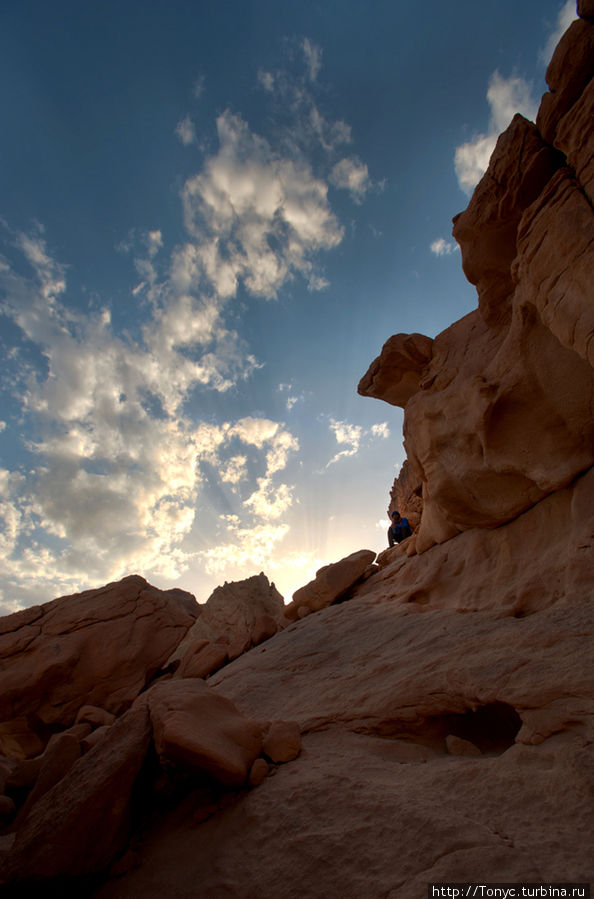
[0,0,577,611]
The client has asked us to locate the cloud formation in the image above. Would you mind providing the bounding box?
[325,418,390,468]
[454,71,538,193]
[0,36,375,609]
[330,157,371,203]
[182,110,344,299]
[430,237,458,257]
[175,115,197,146]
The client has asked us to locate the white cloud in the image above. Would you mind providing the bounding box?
[146,230,163,257]
[198,521,290,579]
[193,75,206,99]
[487,72,538,133]
[326,418,362,467]
[540,1,578,65]
[0,40,373,608]
[244,478,294,520]
[175,114,197,146]
[182,110,343,299]
[258,69,275,92]
[330,157,371,203]
[302,38,322,82]
[371,422,390,439]
[279,382,304,411]
[220,455,248,485]
[454,71,538,193]
[325,417,391,467]
[0,230,300,605]
[430,237,459,257]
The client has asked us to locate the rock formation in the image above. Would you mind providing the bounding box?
[0,10,592,898]
[284,548,377,620]
[0,575,198,759]
[360,16,594,554]
[0,574,301,893]
[168,572,286,669]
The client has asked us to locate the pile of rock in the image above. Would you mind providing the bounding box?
[0,574,302,892]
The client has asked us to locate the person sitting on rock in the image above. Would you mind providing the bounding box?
[388,510,411,547]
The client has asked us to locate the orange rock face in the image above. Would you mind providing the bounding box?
[359,16,594,554]
[90,466,593,896]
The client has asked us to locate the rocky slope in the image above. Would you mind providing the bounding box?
[0,10,592,898]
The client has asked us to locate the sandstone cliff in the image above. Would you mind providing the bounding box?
[0,11,592,898]
[360,16,594,553]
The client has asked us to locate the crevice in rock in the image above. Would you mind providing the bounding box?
[348,702,522,756]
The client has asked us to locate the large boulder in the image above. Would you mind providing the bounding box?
[285,549,376,620]
[0,576,197,757]
[147,678,262,788]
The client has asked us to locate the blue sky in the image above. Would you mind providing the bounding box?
[0,0,577,610]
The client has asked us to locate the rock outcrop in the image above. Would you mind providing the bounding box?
[284,549,376,620]
[0,575,198,758]
[388,459,423,532]
[359,16,594,554]
[169,572,286,667]
[0,572,302,892]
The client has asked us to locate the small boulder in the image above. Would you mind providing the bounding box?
[248,758,269,787]
[446,735,482,757]
[262,721,302,764]
[75,705,116,728]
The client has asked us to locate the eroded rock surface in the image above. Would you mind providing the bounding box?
[359,13,594,554]
[91,480,593,897]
